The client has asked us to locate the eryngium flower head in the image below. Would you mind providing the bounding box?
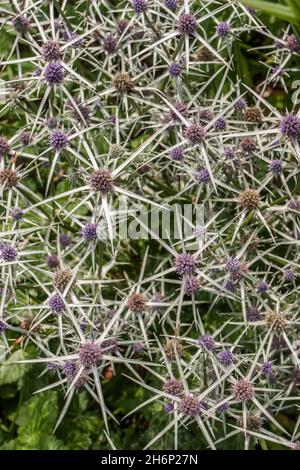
[50,130,68,151]
[111,144,124,159]
[168,63,181,77]
[184,123,206,145]
[246,305,261,322]
[258,280,269,293]
[216,22,230,37]
[239,189,260,210]
[179,395,201,416]
[265,311,286,332]
[82,223,97,242]
[19,131,32,146]
[214,117,227,131]
[231,379,254,401]
[224,147,235,159]
[177,14,197,35]
[1,245,17,262]
[244,107,263,124]
[0,136,10,157]
[59,233,71,248]
[238,414,261,432]
[78,342,102,366]
[234,98,247,110]
[184,276,200,295]
[103,34,117,54]
[175,253,197,276]
[241,137,257,153]
[63,362,77,378]
[164,0,177,9]
[90,168,114,193]
[195,167,210,183]
[46,254,59,269]
[0,320,7,333]
[163,379,184,396]
[226,257,241,273]
[45,63,64,85]
[53,269,72,291]
[113,73,134,92]
[199,335,215,351]
[101,338,118,354]
[170,101,189,121]
[286,34,299,52]
[194,46,213,61]
[48,294,64,313]
[127,293,146,313]
[269,159,283,174]
[164,338,182,360]
[280,114,300,138]
[10,207,23,221]
[131,0,148,14]
[164,402,174,413]
[42,41,61,61]
[46,117,57,129]
[284,268,295,282]
[217,402,229,414]
[219,350,233,366]
[170,146,184,161]
[261,362,273,375]
[0,168,18,188]
[12,16,29,33]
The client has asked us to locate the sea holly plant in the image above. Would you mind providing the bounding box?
[0,0,299,451]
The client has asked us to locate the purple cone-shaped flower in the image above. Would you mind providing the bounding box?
[82,223,97,242]
[48,294,64,313]
[45,63,64,85]
[1,245,17,262]
[50,130,68,151]
[199,335,215,351]
[175,253,197,276]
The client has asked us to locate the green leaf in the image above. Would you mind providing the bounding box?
[0,350,29,387]
[287,0,300,18]
[239,1,298,23]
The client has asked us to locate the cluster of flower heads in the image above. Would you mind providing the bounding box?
[0,0,300,450]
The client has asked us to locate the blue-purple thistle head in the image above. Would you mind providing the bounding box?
[63,362,77,378]
[78,342,102,367]
[164,402,174,413]
[45,63,64,86]
[216,22,230,37]
[258,280,269,293]
[184,276,200,295]
[261,362,273,376]
[103,34,117,54]
[234,97,247,111]
[81,223,97,242]
[90,168,114,193]
[0,320,7,333]
[0,244,17,262]
[12,15,30,34]
[50,130,68,152]
[199,335,215,351]
[226,257,241,273]
[269,159,283,174]
[179,394,201,416]
[46,117,57,129]
[48,294,64,313]
[177,14,197,35]
[170,146,184,161]
[42,41,61,61]
[174,253,197,277]
[214,116,227,131]
[246,305,261,322]
[131,0,148,14]
[59,233,71,248]
[168,62,181,77]
[283,268,295,282]
[10,207,23,221]
[164,0,177,9]
[184,123,206,145]
[219,350,233,366]
[0,136,10,157]
[195,167,210,184]
[280,114,300,139]
[163,378,184,397]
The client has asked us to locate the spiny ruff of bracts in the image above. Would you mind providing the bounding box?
[163,379,184,397]
[175,253,197,277]
[179,395,201,416]
[78,342,102,367]
[231,380,254,402]
[0,168,18,188]
[90,168,114,193]
[265,311,286,332]
[239,189,260,210]
[127,293,146,313]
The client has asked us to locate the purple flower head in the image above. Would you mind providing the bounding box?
[79,342,102,367]
[286,34,299,52]
[234,97,247,110]
[219,350,233,366]
[168,62,181,77]
[127,293,146,313]
[170,101,189,121]
[261,362,272,376]
[184,276,200,295]
[42,41,60,61]
[48,294,64,313]
[118,20,129,34]
[131,0,148,14]
[216,22,230,37]
[195,167,210,184]
[269,159,283,174]
[224,280,236,293]
[231,379,254,401]
[90,168,114,193]
[0,320,7,333]
[10,207,23,221]
[217,402,229,414]
[132,342,143,353]
[280,114,300,139]
[199,335,215,351]
[1,245,17,262]
[224,147,235,159]
[170,146,184,161]
[44,62,64,86]
[226,257,241,273]
[82,223,97,242]
[0,136,10,157]
[174,253,197,277]
[163,379,184,397]
[258,281,269,293]
[164,0,177,9]
[241,137,257,153]
[12,16,30,33]
[46,117,57,129]
[214,116,227,131]
[283,268,295,282]
[59,233,71,248]
[63,362,77,378]
[184,123,206,145]
[101,338,118,355]
[177,14,197,35]
[164,402,174,413]
[19,131,32,146]
[179,394,201,416]
[199,109,214,122]
[50,130,68,151]
[103,34,117,54]
[46,254,59,269]
[47,362,59,371]
[246,305,261,322]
